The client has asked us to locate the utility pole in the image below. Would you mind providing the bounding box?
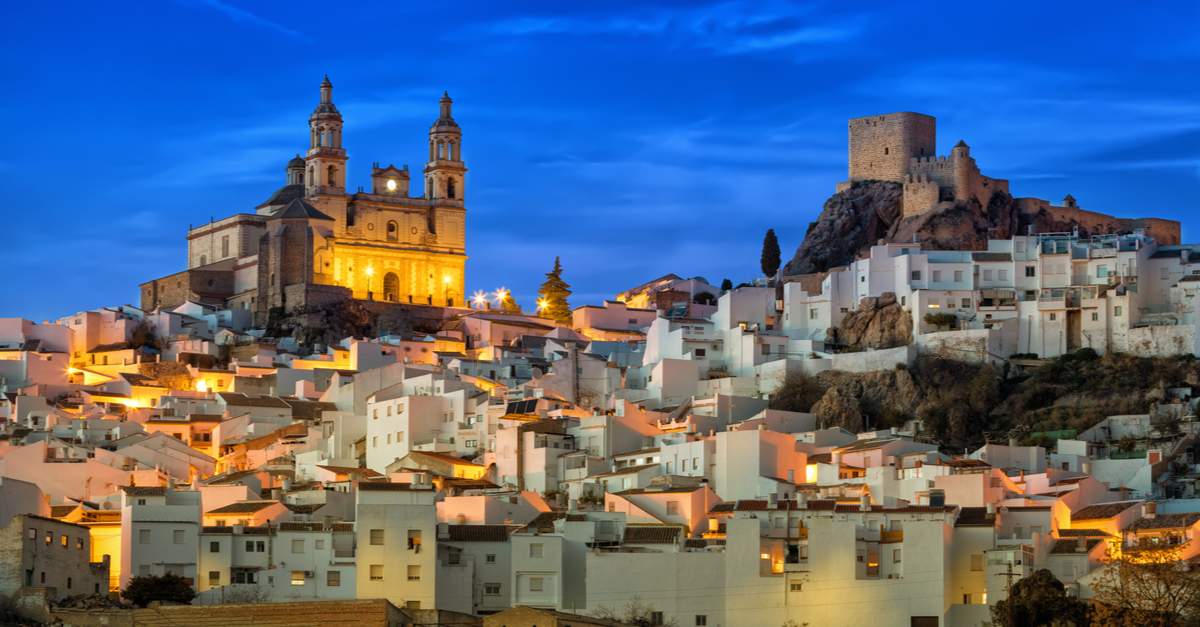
[995,562,1017,626]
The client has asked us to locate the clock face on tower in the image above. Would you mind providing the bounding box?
[387,179,396,191]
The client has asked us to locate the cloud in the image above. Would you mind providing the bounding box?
[474,2,866,57]
[174,0,309,41]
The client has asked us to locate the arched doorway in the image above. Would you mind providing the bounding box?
[383,272,399,302]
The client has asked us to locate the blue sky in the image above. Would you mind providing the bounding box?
[2,1,1198,321]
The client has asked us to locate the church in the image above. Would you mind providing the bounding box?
[140,77,468,325]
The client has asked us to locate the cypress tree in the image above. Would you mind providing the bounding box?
[538,257,574,325]
[761,229,781,277]
[720,278,733,292]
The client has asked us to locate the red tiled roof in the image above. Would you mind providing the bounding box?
[623,526,682,544]
[444,525,513,542]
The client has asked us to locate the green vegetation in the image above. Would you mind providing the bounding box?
[122,573,196,607]
[761,229,781,277]
[720,278,733,292]
[989,568,1088,627]
[923,312,957,331]
[693,291,716,305]
[537,256,573,324]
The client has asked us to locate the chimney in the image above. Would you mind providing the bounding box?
[323,515,332,530]
[832,451,843,465]
[758,424,767,431]
[860,494,871,512]
[1019,470,1025,481]
[282,478,292,491]
[1082,462,1092,475]
[799,493,808,507]
[271,488,282,500]
[986,502,996,516]
[890,427,898,436]
[1076,535,1087,553]
[1145,502,1157,519]
[787,469,795,483]
[767,493,778,509]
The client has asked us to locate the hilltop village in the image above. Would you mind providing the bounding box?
[3,85,1200,627]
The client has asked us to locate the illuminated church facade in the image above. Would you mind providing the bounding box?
[141,77,468,325]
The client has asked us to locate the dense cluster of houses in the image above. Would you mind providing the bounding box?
[2,256,1200,627]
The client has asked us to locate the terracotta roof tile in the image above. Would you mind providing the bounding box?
[207,501,278,515]
[1071,501,1140,521]
[1125,512,1200,531]
[444,525,513,542]
[1050,538,1103,554]
[623,526,682,544]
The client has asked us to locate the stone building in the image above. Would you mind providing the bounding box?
[142,77,468,325]
[0,514,110,601]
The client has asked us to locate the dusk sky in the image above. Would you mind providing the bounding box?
[3,1,1198,322]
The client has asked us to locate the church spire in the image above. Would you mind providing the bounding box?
[306,75,347,195]
[425,91,466,201]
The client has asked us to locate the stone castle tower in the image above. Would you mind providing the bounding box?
[141,77,469,323]
[844,112,1009,218]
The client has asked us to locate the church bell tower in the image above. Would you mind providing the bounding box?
[423,92,466,201]
[305,75,348,196]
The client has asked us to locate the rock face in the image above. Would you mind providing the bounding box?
[811,386,864,433]
[785,181,903,275]
[783,182,1157,278]
[830,292,913,351]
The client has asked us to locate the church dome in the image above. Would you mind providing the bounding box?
[287,155,305,169]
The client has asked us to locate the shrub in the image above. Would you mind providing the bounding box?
[923,312,957,331]
[122,573,196,607]
[768,371,826,414]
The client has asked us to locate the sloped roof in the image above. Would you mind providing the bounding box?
[120,486,167,496]
[1125,512,1200,531]
[833,437,900,453]
[217,392,291,408]
[1071,501,1140,521]
[1057,529,1112,537]
[50,505,78,518]
[354,481,416,491]
[517,512,588,534]
[444,525,512,542]
[279,522,354,532]
[256,183,305,209]
[316,465,383,478]
[955,507,996,527]
[207,501,279,515]
[594,463,660,478]
[272,197,334,221]
[408,450,482,466]
[1050,538,1103,554]
[623,526,682,544]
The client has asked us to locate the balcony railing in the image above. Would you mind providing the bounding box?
[882,530,903,544]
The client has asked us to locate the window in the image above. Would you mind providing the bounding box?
[315,540,325,550]
[961,298,971,308]
[1162,267,1169,280]
[387,406,392,416]
[1050,313,1057,321]
[790,582,803,591]
[210,542,220,553]
[530,578,544,592]
[954,270,963,282]
[696,616,708,626]
[387,434,391,444]
[387,221,398,241]
[485,583,501,595]
[221,236,230,258]
[809,309,818,320]
[200,255,206,266]
[983,270,993,281]
[76,538,83,549]
[1026,266,1036,277]
[209,571,220,586]
[370,565,383,581]
[137,499,147,506]
[62,534,68,547]
[486,554,496,564]
[449,552,461,565]
[912,271,921,281]
[256,541,265,552]
[407,565,421,581]
[328,571,341,586]
[694,349,706,357]
[999,270,1008,281]
[373,409,377,419]
[900,296,906,307]
[397,431,404,443]
[971,555,984,571]
[292,539,305,553]
[650,611,664,625]
[694,457,699,469]
[894,548,902,563]
[927,298,940,309]
[66,577,71,589]
[1115,306,1123,317]
[860,275,865,283]
[932,271,942,282]
[372,436,377,448]
[667,501,680,515]
[531,543,544,558]
[1092,312,1099,321]
[139,529,151,544]
[761,344,771,356]
[291,571,306,586]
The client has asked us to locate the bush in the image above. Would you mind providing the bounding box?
[768,371,826,414]
[923,312,957,331]
[122,573,196,606]
[693,291,716,305]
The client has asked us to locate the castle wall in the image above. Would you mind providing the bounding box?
[849,112,936,182]
[902,176,941,219]
[1015,198,1181,244]
[140,262,236,311]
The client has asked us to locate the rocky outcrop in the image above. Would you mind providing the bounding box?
[811,386,864,432]
[783,181,1161,278]
[829,292,913,351]
[785,181,904,275]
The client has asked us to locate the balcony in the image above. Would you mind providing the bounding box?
[783,561,810,572]
[882,530,903,544]
[855,527,881,542]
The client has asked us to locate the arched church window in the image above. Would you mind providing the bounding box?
[448,177,456,200]
[346,207,356,227]
[383,273,399,302]
[327,166,337,186]
[387,221,398,241]
[199,255,206,266]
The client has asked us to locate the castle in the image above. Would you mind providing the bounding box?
[838,112,1179,242]
[141,77,468,325]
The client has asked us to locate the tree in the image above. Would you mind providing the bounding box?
[989,568,1088,627]
[500,292,520,313]
[591,595,678,627]
[129,319,164,351]
[768,371,826,414]
[122,573,197,607]
[1091,535,1200,627]
[693,291,716,305]
[537,257,573,324]
[720,278,733,292]
[924,312,957,332]
[761,229,782,277]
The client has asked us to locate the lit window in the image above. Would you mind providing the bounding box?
[370,565,383,581]
[291,571,305,586]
